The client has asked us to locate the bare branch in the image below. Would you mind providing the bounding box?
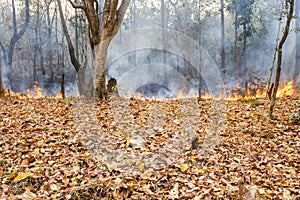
[109,0,118,24]
[58,0,81,72]
[103,0,111,27]
[67,0,87,11]
[116,0,130,24]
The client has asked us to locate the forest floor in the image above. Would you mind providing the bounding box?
[0,94,299,199]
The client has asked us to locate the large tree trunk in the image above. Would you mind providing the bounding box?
[93,39,111,100]
[270,0,294,117]
[68,0,130,101]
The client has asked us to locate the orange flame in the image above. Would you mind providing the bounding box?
[276,80,294,97]
[201,93,214,100]
[205,79,295,101]
[222,80,295,101]
[4,82,63,99]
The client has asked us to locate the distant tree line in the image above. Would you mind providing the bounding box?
[0,0,299,99]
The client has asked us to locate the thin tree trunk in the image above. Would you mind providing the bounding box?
[161,0,165,29]
[161,0,167,67]
[243,22,248,93]
[0,43,6,94]
[198,2,202,102]
[267,13,282,99]
[75,0,79,60]
[58,0,86,95]
[198,29,202,102]
[220,0,226,80]
[33,0,40,84]
[6,0,30,90]
[294,0,300,81]
[270,0,294,117]
[242,22,247,81]
[61,38,65,99]
[58,0,80,73]
[233,3,238,78]
[0,53,4,95]
[46,1,54,81]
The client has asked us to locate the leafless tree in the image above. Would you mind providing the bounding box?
[67,0,130,100]
[270,0,294,117]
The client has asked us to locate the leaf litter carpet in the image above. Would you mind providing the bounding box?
[0,95,299,199]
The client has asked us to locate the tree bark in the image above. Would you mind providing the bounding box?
[68,0,130,101]
[270,0,294,117]
[45,0,54,82]
[220,0,226,80]
[33,0,40,84]
[0,52,4,95]
[233,2,238,78]
[0,43,6,95]
[197,1,202,102]
[6,0,30,90]
[75,0,79,60]
[93,39,110,100]
[58,0,81,73]
[295,0,300,81]
[58,0,89,96]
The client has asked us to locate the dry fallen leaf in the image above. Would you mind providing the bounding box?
[140,184,154,195]
[169,183,179,199]
[0,94,299,199]
[13,172,33,182]
[180,164,189,173]
[15,189,38,200]
[140,169,154,180]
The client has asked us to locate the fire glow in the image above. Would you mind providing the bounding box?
[4,80,295,101]
[201,80,295,101]
[4,83,62,99]
[132,79,296,101]
[171,79,294,101]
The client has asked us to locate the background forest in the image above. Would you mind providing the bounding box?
[0,0,299,97]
